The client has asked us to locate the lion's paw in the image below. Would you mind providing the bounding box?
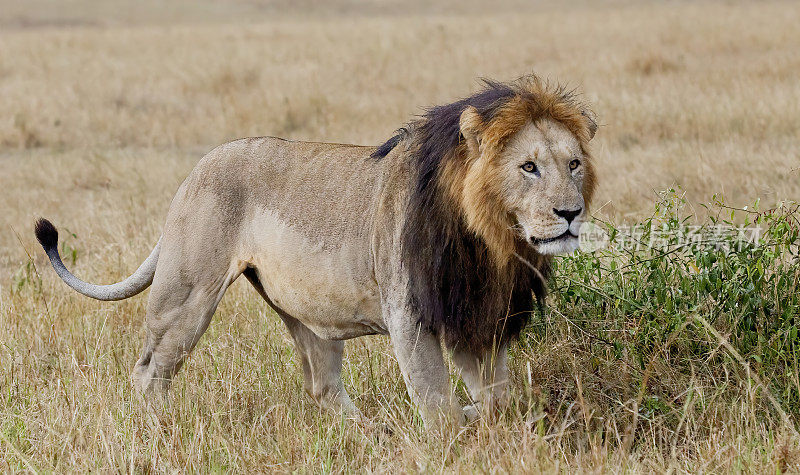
[463,404,482,424]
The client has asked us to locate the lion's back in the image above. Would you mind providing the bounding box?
[176,135,386,252]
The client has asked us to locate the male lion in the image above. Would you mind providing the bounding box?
[35,75,597,424]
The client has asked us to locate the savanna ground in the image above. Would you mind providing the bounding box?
[1,0,799,471]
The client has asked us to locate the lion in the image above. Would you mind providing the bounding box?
[35,75,597,425]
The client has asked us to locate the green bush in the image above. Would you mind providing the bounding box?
[543,191,800,414]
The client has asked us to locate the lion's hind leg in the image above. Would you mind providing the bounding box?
[280,314,361,417]
[242,268,362,418]
[132,242,244,396]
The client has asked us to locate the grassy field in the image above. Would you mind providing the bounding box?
[1,0,799,471]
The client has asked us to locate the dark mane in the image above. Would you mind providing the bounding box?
[388,78,554,354]
[372,80,516,160]
[371,129,406,159]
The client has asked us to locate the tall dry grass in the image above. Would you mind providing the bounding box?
[1,0,799,471]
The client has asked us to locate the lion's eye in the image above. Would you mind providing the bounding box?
[569,159,581,171]
[521,161,538,174]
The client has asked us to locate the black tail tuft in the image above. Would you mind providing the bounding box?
[34,218,59,251]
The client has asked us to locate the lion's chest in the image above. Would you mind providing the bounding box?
[245,210,386,339]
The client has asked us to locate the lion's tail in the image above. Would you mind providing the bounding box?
[34,218,160,301]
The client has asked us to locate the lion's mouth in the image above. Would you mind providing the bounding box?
[530,231,577,245]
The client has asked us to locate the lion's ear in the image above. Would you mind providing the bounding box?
[459,106,484,156]
[581,109,598,140]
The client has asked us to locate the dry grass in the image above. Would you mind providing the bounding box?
[1,0,800,471]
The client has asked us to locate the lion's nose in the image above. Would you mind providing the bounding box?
[553,207,582,224]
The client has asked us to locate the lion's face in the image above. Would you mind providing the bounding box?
[455,90,596,264]
[495,118,588,255]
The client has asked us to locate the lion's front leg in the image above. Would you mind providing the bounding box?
[452,345,511,417]
[385,308,464,426]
